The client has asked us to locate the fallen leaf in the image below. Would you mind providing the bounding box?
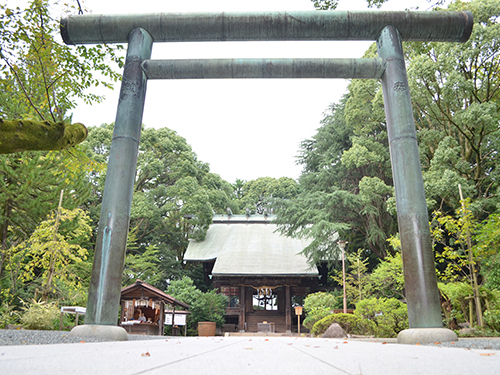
[265,339,269,341]
[479,353,495,356]
[287,343,293,345]
[382,342,387,345]
[434,342,442,345]
[343,341,348,344]
[80,341,86,343]
[333,345,339,349]
[416,343,421,345]
[244,348,253,350]
[141,352,150,357]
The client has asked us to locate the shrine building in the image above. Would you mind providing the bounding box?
[184,214,319,333]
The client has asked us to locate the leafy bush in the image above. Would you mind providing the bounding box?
[0,302,20,328]
[303,310,332,330]
[354,297,408,337]
[18,299,60,330]
[483,290,500,332]
[311,313,376,337]
[303,291,340,330]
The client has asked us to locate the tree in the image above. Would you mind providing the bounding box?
[4,206,92,305]
[0,0,123,122]
[332,248,370,304]
[275,90,396,263]
[238,176,299,214]
[82,124,238,290]
[407,0,500,215]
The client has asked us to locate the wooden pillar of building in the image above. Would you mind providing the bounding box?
[285,285,291,333]
[158,301,164,336]
[119,300,126,323]
[239,286,246,332]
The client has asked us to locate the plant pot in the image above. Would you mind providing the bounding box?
[198,321,216,336]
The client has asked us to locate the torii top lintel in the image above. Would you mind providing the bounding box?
[60,10,473,45]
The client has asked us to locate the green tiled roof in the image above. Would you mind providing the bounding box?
[185,217,317,277]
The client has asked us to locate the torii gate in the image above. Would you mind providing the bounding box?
[61,10,473,343]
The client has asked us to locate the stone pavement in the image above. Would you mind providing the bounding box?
[1,336,498,375]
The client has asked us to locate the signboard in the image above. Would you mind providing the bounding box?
[165,313,187,326]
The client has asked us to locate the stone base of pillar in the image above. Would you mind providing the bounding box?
[69,324,128,341]
[397,328,457,345]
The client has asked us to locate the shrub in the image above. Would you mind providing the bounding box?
[0,302,20,328]
[483,290,500,333]
[18,299,60,330]
[303,310,332,330]
[311,313,376,337]
[303,291,340,330]
[354,297,408,337]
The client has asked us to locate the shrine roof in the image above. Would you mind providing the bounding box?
[121,279,190,309]
[184,215,317,277]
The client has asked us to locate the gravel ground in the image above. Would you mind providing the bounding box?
[0,329,168,346]
[0,329,499,349]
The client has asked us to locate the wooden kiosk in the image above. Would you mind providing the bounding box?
[120,280,189,335]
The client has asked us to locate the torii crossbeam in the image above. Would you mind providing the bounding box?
[61,10,473,343]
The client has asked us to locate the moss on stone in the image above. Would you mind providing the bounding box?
[0,119,87,154]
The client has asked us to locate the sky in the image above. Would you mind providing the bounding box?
[70,0,443,184]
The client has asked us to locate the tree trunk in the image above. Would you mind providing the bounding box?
[41,190,64,301]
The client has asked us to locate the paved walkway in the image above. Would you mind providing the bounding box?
[1,336,498,374]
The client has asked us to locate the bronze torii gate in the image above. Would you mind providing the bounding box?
[61,10,473,343]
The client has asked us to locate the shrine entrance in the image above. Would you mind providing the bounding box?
[61,10,473,342]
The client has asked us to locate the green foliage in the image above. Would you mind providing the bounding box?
[364,252,405,300]
[475,214,500,290]
[311,313,377,337]
[0,301,19,328]
[5,207,92,303]
[238,177,299,215]
[311,0,388,10]
[0,0,123,122]
[83,124,236,283]
[18,298,59,330]
[483,291,500,332]
[332,248,370,305]
[275,94,396,263]
[167,277,227,333]
[439,281,473,324]
[409,0,500,214]
[354,297,409,338]
[277,0,500,267]
[302,291,341,329]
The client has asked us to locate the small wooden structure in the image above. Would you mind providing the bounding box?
[120,279,189,335]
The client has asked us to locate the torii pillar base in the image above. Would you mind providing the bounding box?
[397,328,457,345]
[69,324,128,341]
